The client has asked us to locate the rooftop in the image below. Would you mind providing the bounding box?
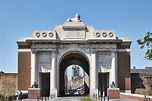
[131,67,152,74]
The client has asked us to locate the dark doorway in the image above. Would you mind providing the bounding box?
[40,73,50,96]
[98,73,109,96]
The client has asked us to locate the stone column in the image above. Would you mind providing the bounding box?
[109,50,118,87]
[50,51,57,98]
[31,51,37,87]
[91,51,98,99]
[51,51,57,89]
[91,52,97,89]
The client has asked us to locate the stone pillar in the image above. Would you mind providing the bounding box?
[31,51,37,87]
[50,51,57,98]
[91,52,97,89]
[109,50,118,87]
[91,51,98,99]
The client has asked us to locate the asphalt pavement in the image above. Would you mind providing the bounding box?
[49,97,139,101]
[49,96,81,101]
[22,97,139,101]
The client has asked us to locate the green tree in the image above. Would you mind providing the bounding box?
[137,31,152,60]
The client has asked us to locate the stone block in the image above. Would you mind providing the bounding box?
[90,89,98,99]
[28,88,40,99]
[50,89,57,99]
[107,88,120,99]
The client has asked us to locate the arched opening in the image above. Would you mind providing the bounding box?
[59,52,90,96]
[65,65,84,95]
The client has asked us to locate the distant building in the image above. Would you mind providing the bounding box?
[64,69,68,93]
[68,73,84,90]
[72,65,80,79]
[131,67,152,95]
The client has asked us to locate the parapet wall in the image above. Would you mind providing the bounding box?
[0,73,18,95]
[120,92,152,101]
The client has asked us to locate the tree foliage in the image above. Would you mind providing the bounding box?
[137,32,152,60]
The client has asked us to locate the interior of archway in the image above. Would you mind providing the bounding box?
[59,53,90,96]
[64,65,84,95]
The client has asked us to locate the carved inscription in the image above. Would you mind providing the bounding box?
[37,52,52,72]
[64,28,83,31]
[97,52,111,69]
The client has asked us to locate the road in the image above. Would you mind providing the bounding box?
[22,98,138,101]
[22,96,138,101]
[49,96,81,101]
[48,97,138,101]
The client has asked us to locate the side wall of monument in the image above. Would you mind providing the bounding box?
[18,52,31,90]
[117,43,131,92]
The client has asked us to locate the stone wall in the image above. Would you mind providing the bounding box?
[131,73,152,95]
[120,92,152,101]
[0,73,18,95]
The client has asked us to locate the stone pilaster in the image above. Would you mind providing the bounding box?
[50,51,57,98]
[91,51,98,99]
[31,51,37,87]
[91,52,97,89]
[109,49,118,87]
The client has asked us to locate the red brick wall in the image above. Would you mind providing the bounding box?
[117,48,131,91]
[125,78,131,90]
[18,52,31,90]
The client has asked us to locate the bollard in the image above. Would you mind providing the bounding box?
[107,96,109,101]
[103,91,105,101]
[37,96,39,101]
[41,97,43,101]
[103,95,105,101]
[96,94,97,99]
[45,96,46,101]
[143,95,149,101]
[144,95,146,101]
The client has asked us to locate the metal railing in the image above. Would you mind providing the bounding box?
[143,95,150,101]
[37,96,50,101]
[98,95,109,101]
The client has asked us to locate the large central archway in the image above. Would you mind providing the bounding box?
[59,51,90,96]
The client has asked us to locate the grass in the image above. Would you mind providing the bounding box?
[0,96,9,101]
[0,94,16,101]
[80,96,95,101]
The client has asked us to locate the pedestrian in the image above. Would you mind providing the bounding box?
[17,90,22,101]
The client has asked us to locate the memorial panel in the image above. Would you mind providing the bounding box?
[37,52,52,72]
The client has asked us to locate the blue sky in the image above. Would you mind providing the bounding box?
[0,0,151,73]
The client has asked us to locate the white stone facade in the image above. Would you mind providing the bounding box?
[17,14,131,98]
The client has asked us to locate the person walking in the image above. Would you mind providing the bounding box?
[17,90,22,101]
